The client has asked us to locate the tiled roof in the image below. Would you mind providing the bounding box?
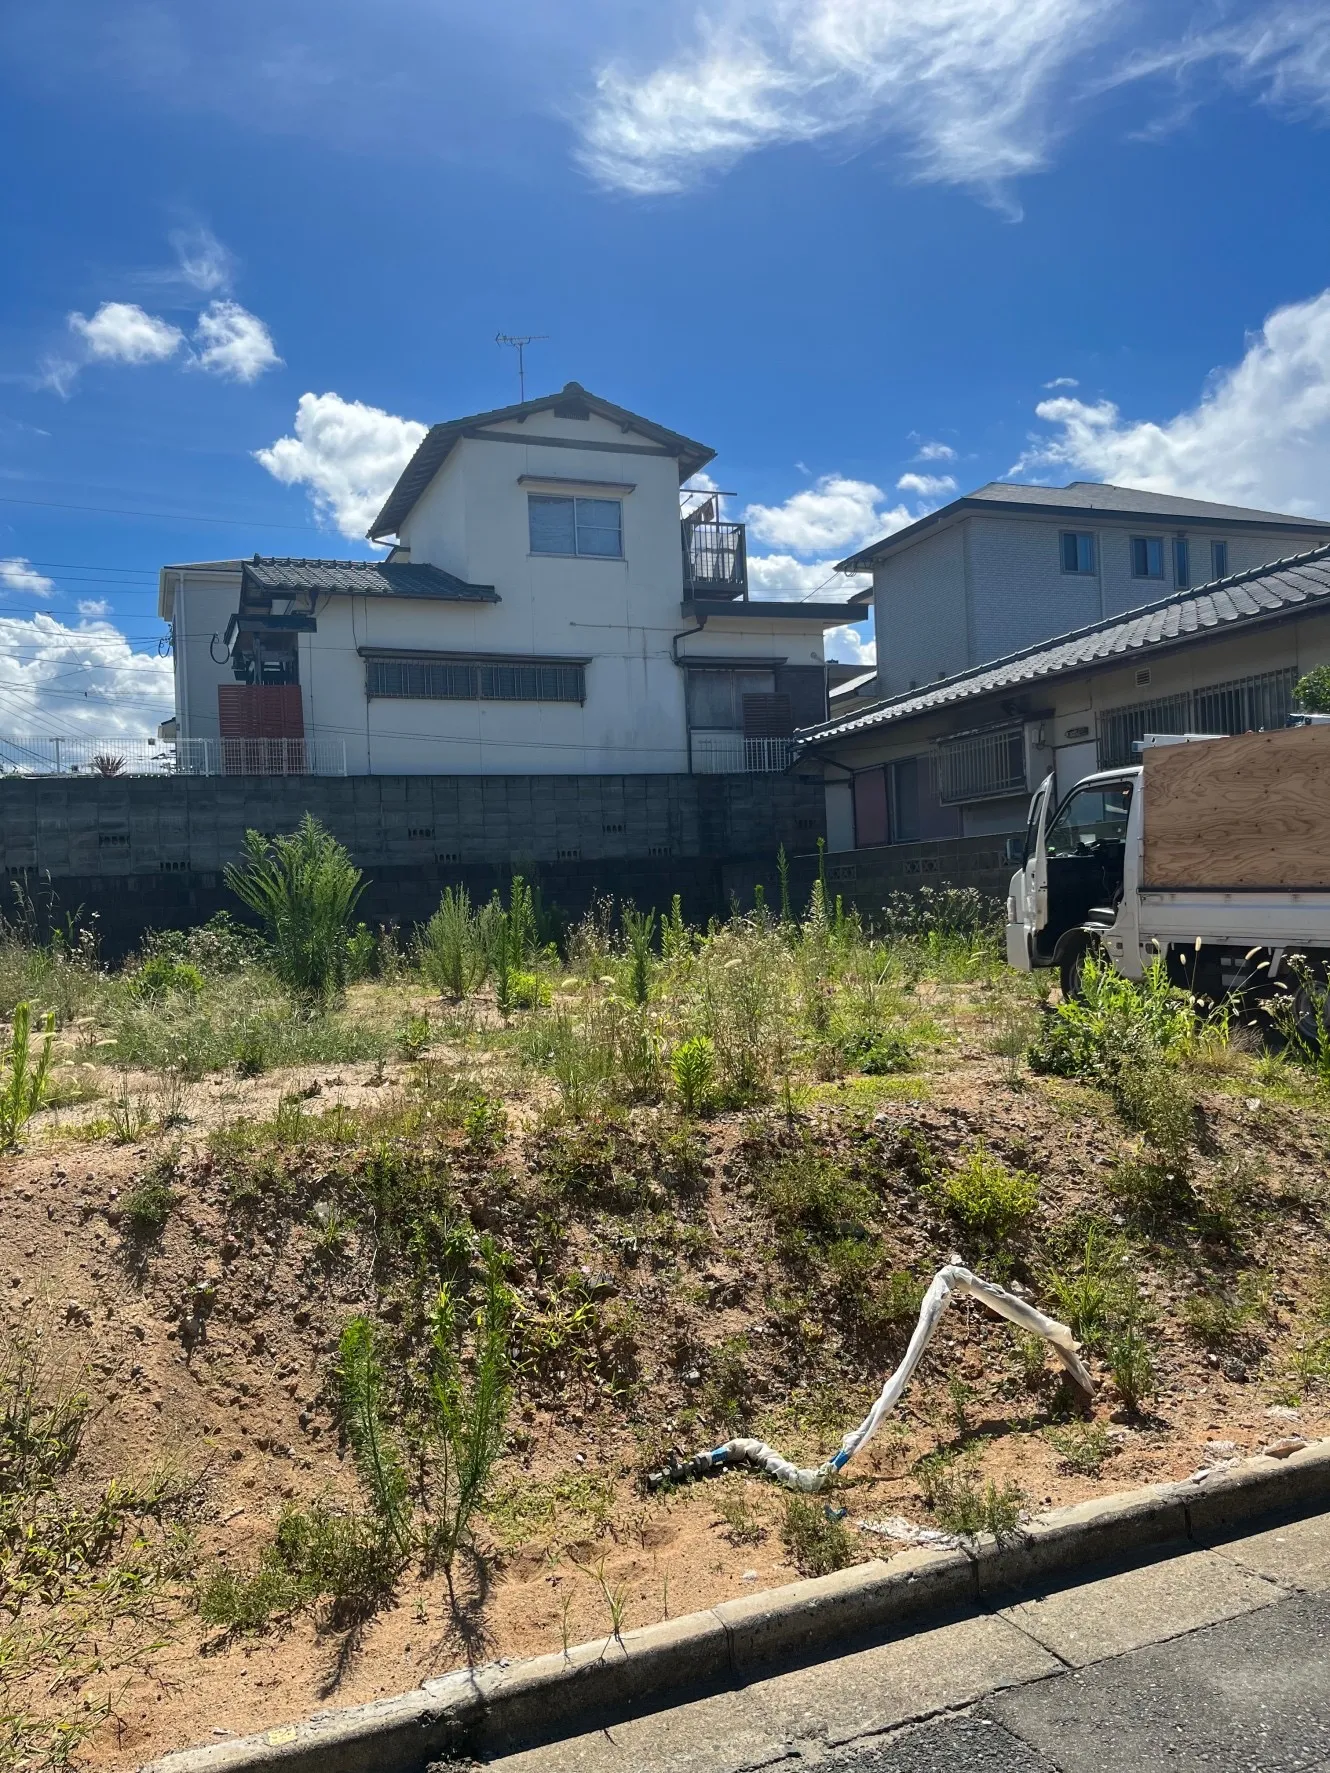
[798,543,1330,747]
[368,382,715,541]
[839,480,1330,573]
[241,557,498,601]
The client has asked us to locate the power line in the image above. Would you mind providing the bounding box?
[0,494,325,531]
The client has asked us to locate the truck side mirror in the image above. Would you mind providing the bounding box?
[1004,835,1026,865]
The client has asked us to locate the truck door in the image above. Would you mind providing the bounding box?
[1005,774,1053,968]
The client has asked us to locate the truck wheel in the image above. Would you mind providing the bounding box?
[1059,937,1100,1003]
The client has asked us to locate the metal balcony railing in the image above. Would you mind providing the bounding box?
[0,736,348,777]
[682,519,748,599]
[690,732,793,774]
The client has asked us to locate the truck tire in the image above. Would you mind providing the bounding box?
[1059,935,1101,1003]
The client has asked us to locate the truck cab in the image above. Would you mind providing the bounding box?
[1006,766,1144,993]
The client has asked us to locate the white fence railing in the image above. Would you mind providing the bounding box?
[691,732,794,774]
[0,736,348,777]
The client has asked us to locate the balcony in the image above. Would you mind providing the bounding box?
[682,517,748,600]
[690,732,793,774]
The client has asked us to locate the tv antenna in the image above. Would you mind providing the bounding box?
[496,332,547,401]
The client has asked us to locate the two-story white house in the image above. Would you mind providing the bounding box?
[159,384,858,776]
[839,481,1330,699]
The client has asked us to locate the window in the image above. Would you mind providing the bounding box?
[1130,536,1165,578]
[1095,666,1298,767]
[1060,531,1096,574]
[528,494,622,558]
[686,668,775,730]
[365,656,585,703]
[1212,539,1229,579]
[936,726,1026,804]
[1173,536,1190,588]
[1045,782,1133,859]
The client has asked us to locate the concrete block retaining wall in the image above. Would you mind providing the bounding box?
[0,772,825,954]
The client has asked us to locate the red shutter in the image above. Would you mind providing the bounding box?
[217,684,304,739]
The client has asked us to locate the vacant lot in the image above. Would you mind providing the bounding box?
[1,857,1328,1770]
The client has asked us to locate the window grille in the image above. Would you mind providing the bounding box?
[366,657,585,704]
[936,726,1026,804]
[1095,667,1297,768]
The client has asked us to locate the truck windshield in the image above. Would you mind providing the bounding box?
[1045,782,1132,858]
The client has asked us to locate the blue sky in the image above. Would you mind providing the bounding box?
[3,0,1330,736]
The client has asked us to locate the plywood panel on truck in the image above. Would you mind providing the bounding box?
[1142,725,1330,890]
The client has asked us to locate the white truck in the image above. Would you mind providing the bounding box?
[1005,723,1330,1011]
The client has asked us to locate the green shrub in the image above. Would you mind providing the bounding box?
[0,1002,55,1146]
[915,1452,1023,1538]
[1028,955,1194,1084]
[782,1496,855,1576]
[425,1239,514,1569]
[1293,664,1330,712]
[1183,1274,1268,1350]
[670,1034,715,1115]
[197,1503,398,1631]
[1045,1421,1115,1475]
[509,970,550,1010]
[1105,1286,1156,1415]
[841,1027,914,1075]
[416,887,493,999]
[756,1138,875,1247]
[936,1142,1038,1245]
[131,954,203,1000]
[1044,1229,1128,1352]
[621,905,656,1007]
[702,1334,756,1432]
[397,1012,431,1060]
[121,1153,178,1237]
[224,815,365,1001]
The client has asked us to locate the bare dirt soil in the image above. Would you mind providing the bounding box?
[4,1020,1329,1769]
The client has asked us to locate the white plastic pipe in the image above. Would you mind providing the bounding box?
[656,1265,1093,1494]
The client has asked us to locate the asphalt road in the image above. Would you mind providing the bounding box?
[484,1508,1330,1773]
[831,1590,1330,1772]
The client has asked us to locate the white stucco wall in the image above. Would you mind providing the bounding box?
[169,409,833,774]
[164,566,243,744]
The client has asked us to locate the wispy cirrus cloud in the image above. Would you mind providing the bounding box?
[577,0,1330,206]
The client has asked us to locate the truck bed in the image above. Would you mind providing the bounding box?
[1143,725,1330,892]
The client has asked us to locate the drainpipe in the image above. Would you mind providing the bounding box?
[672,616,707,774]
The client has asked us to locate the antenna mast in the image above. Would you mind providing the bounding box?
[495,332,548,401]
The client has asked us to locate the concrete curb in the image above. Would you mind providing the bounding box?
[143,1438,1330,1773]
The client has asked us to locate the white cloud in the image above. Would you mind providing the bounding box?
[0,614,174,741]
[915,440,957,462]
[0,558,56,599]
[68,301,184,366]
[896,471,957,497]
[578,0,1118,204]
[77,598,112,619]
[193,300,282,383]
[1044,375,1079,389]
[825,622,876,667]
[1014,288,1330,515]
[745,474,912,554]
[1110,6,1330,121]
[170,225,236,294]
[255,391,429,539]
